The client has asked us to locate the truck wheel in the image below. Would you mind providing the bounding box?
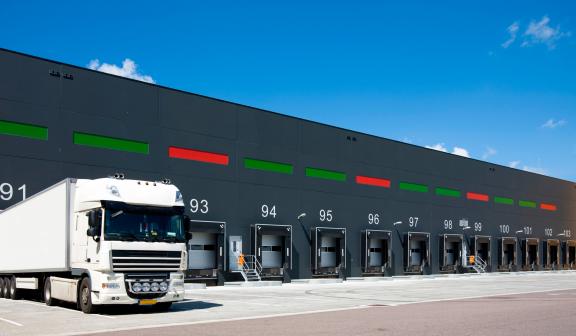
[1,277,9,298]
[79,277,96,314]
[9,277,20,300]
[0,278,5,298]
[44,277,55,306]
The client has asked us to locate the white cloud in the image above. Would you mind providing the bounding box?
[452,147,470,158]
[502,22,519,48]
[426,143,448,152]
[509,160,547,175]
[426,143,470,158]
[541,118,566,129]
[522,165,547,175]
[482,147,497,160]
[501,16,571,49]
[522,16,571,49]
[87,58,155,83]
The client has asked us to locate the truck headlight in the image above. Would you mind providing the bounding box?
[142,283,151,292]
[160,282,168,291]
[132,283,142,292]
[151,282,160,292]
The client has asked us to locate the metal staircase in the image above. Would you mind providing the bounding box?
[239,255,262,282]
[467,255,487,273]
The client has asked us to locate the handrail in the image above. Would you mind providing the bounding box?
[238,255,262,281]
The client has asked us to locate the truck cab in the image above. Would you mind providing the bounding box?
[70,177,188,312]
[0,176,188,313]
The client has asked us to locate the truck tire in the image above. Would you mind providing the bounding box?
[1,277,9,298]
[78,277,96,314]
[44,277,56,306]
[0,278,5,298]
[9,277,20,300]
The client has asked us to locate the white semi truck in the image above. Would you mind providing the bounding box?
[0,175,188,313]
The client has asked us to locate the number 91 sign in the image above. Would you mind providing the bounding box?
[0,182,26,202]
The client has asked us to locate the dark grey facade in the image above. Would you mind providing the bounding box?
[1,48,575,282]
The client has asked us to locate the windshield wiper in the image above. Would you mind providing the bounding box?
[106,232,138,242]
[159,236,178,243]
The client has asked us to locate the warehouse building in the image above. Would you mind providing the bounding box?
[1,48,575,283]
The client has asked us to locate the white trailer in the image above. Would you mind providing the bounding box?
[0,176,188,313]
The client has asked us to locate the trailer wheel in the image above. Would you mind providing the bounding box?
[44,277,56,306]
[1,277,9,298]
[9,277,20,300]
[0,278,5,299]
[79,277,96,314]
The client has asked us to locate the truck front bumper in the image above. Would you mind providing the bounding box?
[90,273,185,305]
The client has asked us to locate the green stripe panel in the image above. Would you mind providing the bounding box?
[435,187,461,198]
[519,200,537,208]
[0,120,48,140]
[305,167,346,182]
[399,182,428,193]
[244,158,294,175]
[73,132,149,154]
[494,196,514,205]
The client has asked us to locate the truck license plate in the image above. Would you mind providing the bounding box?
[139,299,157,305]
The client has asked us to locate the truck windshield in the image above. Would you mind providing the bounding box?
[104,207,185,243]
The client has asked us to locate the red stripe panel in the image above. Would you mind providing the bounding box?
[355,175,391,188]
[467,192,489,202]
[168,146,229,165]
[540,203,557,211]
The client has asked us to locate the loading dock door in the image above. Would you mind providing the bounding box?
[252,224,292,277]
[187,220,225,279]
[404,232,430,274]
[521,238,539,271]
[498,237,517,271]
[312,227,346,275]
[440,234,463,272]
[361,230,391,274]
[472,236,491,269]
[566,240,576,269]
[188,232,217,269]
[544,239,560,269]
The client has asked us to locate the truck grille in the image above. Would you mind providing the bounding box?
[111,250,182,272]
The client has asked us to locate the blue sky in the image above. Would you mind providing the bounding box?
[1,1,574,181]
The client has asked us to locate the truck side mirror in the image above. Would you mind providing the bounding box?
[86,210,102,242]
[183,215,193,240]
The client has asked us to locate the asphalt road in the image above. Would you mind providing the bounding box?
[1,271,576,336]
[83,289,576,336]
